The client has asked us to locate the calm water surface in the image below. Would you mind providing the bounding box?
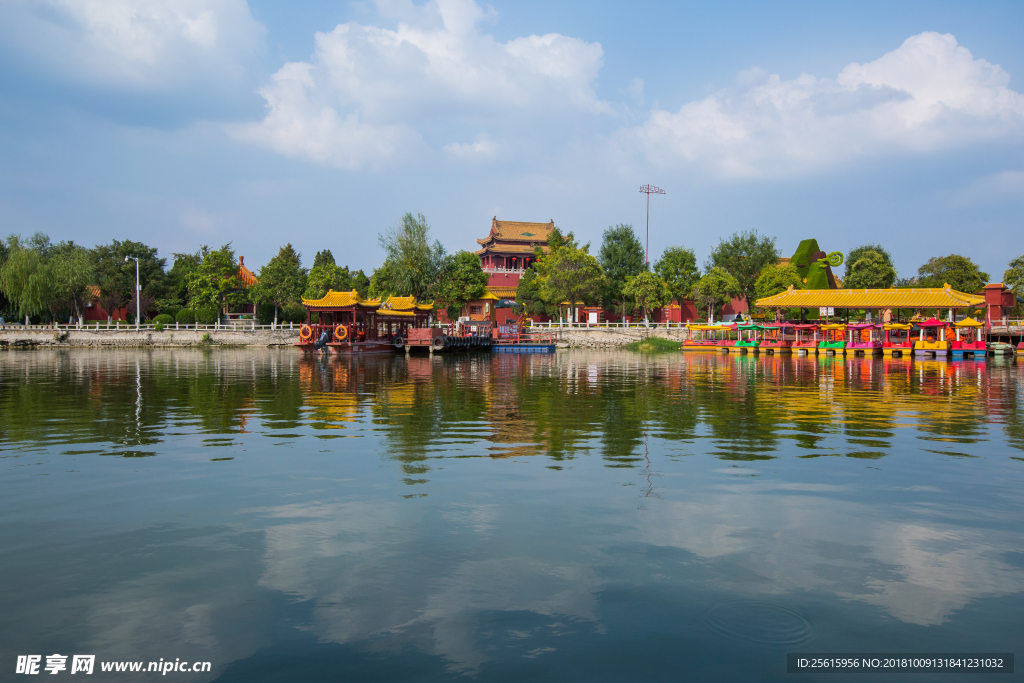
[1,349,1022,681]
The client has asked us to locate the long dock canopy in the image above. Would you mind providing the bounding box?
[756,284,984,310]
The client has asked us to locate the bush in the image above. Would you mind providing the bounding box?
[154,322,164,332]
[256,303,276,325]
[282,305,307,324]
[195,308,219,325]
[152,314,174,325]
[175,309,196,325]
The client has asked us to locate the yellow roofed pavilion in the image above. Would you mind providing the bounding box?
[756,284,984,310]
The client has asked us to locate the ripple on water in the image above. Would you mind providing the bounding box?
[705,601,814,646]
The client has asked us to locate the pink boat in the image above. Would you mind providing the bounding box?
[847,322,882,354]
[761,323,794,352]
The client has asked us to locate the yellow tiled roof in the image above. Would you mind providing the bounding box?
[954,317,984,327]
[302,290,380,308]
[477,218,554,244]
[237,256,258,287]
[376,309,415,317]
[381,296,433,311]
[486,286,517,298]
[756,284,985,309]
[474,243,544,255]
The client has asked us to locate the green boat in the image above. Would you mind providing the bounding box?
[818,323,847,351]
[735,323,762,348]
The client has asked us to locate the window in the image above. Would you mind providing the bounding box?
[469,306,482,315]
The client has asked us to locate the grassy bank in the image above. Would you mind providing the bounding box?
[625,337,681,352]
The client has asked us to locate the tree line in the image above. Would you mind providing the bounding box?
[1,218,1020,325]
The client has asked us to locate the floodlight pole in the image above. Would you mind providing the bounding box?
[639,184,666,266]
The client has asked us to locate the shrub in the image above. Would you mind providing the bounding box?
[256,303,276,325]
[195,308,219,325]
[282,305,307,324]
[154,322,164,332]
[175,309,196,325]
[152,314,174,325]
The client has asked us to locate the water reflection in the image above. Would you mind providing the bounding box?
[0,349,1022,681]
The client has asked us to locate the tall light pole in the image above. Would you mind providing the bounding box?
[639,184,666,266]
[125,255,140,330]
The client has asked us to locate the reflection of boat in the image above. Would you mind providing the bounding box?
[952,317,987,360]
[760,323,794,353]
[793,324,819,355]
[913,318,951,358]
[883,323,913,358]
[818,324,847,354]
[682,325,731,351]
[847,323,882,356]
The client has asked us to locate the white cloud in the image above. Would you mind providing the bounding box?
[235,0,607,169]
[443,133,498,159]
[0,0,264,89]
[626,32,1024,177]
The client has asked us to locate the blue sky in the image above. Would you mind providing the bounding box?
[0,0,1022,281]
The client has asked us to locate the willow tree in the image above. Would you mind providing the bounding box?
[370,213,446,300]
[0,234,49,324]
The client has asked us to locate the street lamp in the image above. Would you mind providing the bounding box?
[125,255,140,330]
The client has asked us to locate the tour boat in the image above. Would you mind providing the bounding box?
[847,322,883,355]
[882,323,913,358]
[818,324,847,354]
[793,324,820,354]
[760,323,794,353]
[913,318,951,358]
[735,323,762,352]
[296,291,433,355]
[682,325,729,351]
[952,317,987,360]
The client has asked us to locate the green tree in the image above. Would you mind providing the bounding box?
[371,212,446,299]
[843,249,897,289]
[250,244,307,325]
[47,241,95,323]
[622,271,672,322]
[312,249,336,269]
[432,250,489,321]
[186,244,242,313]
[164,251,203,313]
[654,246,700,304]
[514,267,557,319]
[1005,254,1024,297]
[0,234,49,324]
[599,224,646,320]
[706,230,779,306]
[916,254,989,293]
[537,243,605,323]
[691,267,741,321]
[753,264,803,317]
[92,240,167,323]
[351,269,370,297]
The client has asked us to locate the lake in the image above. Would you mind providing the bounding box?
[1,349,1021,681]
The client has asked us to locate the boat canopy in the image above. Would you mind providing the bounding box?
[820,324,847,330]
[736,323,762,330]
[848,322,880,329]
[794,324,819,330]
[883,323,912,330]
[954,317,984,328]
[763,323,794,328]
[916,318,947,328]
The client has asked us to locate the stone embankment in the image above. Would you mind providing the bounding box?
[551,327,687,348]
[0,327,297,348]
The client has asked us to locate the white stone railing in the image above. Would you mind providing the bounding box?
[481,267,526,274]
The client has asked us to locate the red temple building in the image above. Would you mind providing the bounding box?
[475,217,554,299]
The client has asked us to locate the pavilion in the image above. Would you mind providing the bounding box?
[755,284,985,322]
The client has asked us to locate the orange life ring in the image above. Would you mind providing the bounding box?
[299,324,312,341]
[334,324,348,341]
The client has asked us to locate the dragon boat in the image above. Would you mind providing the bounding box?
[295,290,433,355]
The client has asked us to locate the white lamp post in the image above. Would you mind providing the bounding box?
[125,255,140,330]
